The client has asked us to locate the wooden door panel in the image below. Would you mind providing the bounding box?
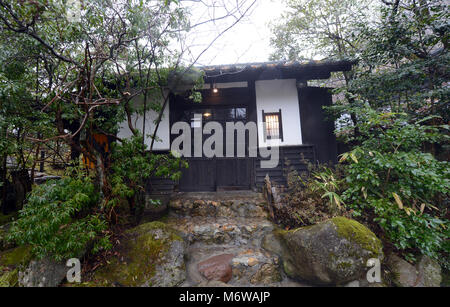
[179,159,216,191]
[216,158,251,189]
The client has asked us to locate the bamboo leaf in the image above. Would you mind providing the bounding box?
[420,203,425,214]
[393,192,403,209]
[339,153,348,163]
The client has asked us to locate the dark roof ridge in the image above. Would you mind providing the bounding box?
[199,59,356,71]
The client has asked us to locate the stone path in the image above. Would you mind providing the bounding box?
[166,191,309,287]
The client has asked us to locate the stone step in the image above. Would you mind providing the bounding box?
[169,191,268,219]
[166,215,273,246]
[166,191,309,287]
[181,243,309,287]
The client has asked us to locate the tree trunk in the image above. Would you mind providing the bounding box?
[0,126,7,213]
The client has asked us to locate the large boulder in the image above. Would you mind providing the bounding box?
[0,245,32,287]
[417,255,442,287]
[19,257,67,287]
[261,232,284,256]
[386,254,418,287]
[1,245,70,287]
[279,217,383,285]
[92,221,186,287]
[387,254,442,287]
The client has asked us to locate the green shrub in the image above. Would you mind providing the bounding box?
[105,134,187,220]
[340,111,450,264]
[7,169,111,261]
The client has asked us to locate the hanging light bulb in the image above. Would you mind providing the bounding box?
[211,81,218,93]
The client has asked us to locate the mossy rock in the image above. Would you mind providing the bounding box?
[279,217,383,285]
[331,217,383,258]
[416,255,441,287]
[0,245,32,287]
[91,221,186,287]
[387,254,442,287]
[0,268,19,287]
[0,245,32,267]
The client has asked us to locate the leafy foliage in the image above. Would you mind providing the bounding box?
[340,111,449,263]
[7,168,110,261]
[269,0,374,60]
[104,134,187,221]
[272,0,449,267]
[276,163,349,228]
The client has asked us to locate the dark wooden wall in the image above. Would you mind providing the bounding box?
[149,86,336,193]
[148,145,317,192]
[146,177,175,195]
[255,145,316,188]
[298,87,337,164]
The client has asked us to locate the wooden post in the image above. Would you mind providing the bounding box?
[263,174,275,220]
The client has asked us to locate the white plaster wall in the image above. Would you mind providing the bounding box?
[255,79,303,147]
[117,95,170,151]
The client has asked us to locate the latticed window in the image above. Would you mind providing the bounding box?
[262,109,283,141]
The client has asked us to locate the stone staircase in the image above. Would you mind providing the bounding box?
[166,191,309,287]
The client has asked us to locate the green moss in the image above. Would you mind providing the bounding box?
[0,245,31,287]
[274,228,288,238]
[92,222,182,287]
[331,217,382,257]
[0,267,18,287]
[129,221,167,234]
[0,228,5,250]
[0,245,32,267]
[337,261,352,269]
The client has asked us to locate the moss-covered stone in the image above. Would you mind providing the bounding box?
[0,245,32,287]
[282,260,297,279]
[416,255,441,287]
[91,221,185,287]
[331,217,382,258]
[279,217,384,285]
[0,245,32,267]
[0,267,18,287]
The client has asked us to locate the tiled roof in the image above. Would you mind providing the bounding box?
[200,60,355,77]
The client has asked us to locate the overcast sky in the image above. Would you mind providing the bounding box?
[182,0,285,66]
